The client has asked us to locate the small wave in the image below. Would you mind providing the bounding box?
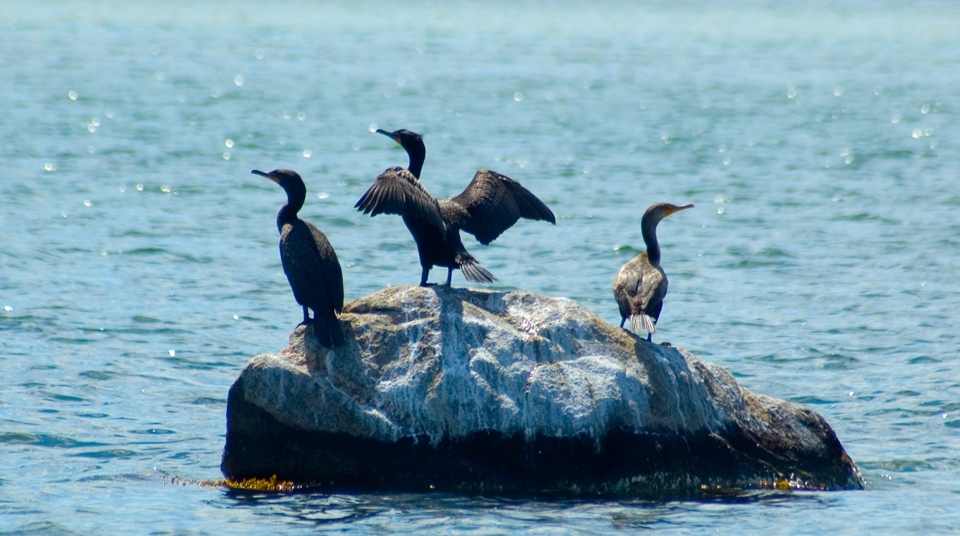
[70,449,137,458]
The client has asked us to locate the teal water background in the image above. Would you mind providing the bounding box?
[2,0,960,533]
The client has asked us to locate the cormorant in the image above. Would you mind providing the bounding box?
[253,169,344,347]
[355,128,556,286]
[613,202,693,342]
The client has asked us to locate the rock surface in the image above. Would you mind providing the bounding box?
[221,286,863,496]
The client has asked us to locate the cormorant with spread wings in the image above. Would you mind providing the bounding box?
[356,128,556,286]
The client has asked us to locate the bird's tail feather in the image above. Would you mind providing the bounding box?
[629,314,657,334]
[313,313,344,348]
[460,260,498,284]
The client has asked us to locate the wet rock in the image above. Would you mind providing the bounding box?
[221,286,863,496]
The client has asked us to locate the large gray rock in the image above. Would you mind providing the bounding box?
[221,286,863,495]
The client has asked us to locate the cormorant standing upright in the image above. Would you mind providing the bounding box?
[355,128,556,286]
[253,169,344,347]
[613,202,693,342]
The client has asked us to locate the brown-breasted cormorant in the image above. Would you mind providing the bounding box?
[613,202,693,342]
[253,169,344,347]
[355,128,556,286]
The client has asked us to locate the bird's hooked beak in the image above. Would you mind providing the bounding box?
[375,128,401,145]
[251,169,279,184]
[665,204,694,216]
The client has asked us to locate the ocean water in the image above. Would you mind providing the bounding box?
[2,0,959,533]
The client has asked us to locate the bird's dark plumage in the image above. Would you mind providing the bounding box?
[613,202,693,342]
[253,168,344,347]
[355,128,556,286]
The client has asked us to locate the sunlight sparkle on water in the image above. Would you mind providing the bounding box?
[223,152,231,160]
[44,163,56,171]
[225,139,234,148]
[303,150,312,158]
[514,92,523,102]
[921,104,930,114]
[255,49,264,59]
[235,76,243,86]
[68,90,77,100]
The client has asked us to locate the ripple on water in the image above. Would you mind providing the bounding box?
[0,522,84,535]
[129,429,177,435]
[70,449,138,458]
[74,412,110,419]
[790,396,838,405]
[78,370,120,380]
[829,212,901,224]
[39,392,88,403]
[190,397,226,405]
[0,433,104,449]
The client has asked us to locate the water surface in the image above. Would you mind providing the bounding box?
[2,0,959,533]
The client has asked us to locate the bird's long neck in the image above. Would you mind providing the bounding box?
[641,215,661,266]
[405,141,425,179]
[277,183,306,232]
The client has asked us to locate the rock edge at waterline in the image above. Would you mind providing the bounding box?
[221,286,863,496]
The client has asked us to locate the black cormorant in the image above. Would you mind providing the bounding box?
[253,169,344,347]
[355,128,556,286]
[613,202,693,342]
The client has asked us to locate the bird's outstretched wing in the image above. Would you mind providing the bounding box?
[355,166,445,231]
[445,169,555,245]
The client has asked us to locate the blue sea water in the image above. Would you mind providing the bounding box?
[2,0,959,532]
